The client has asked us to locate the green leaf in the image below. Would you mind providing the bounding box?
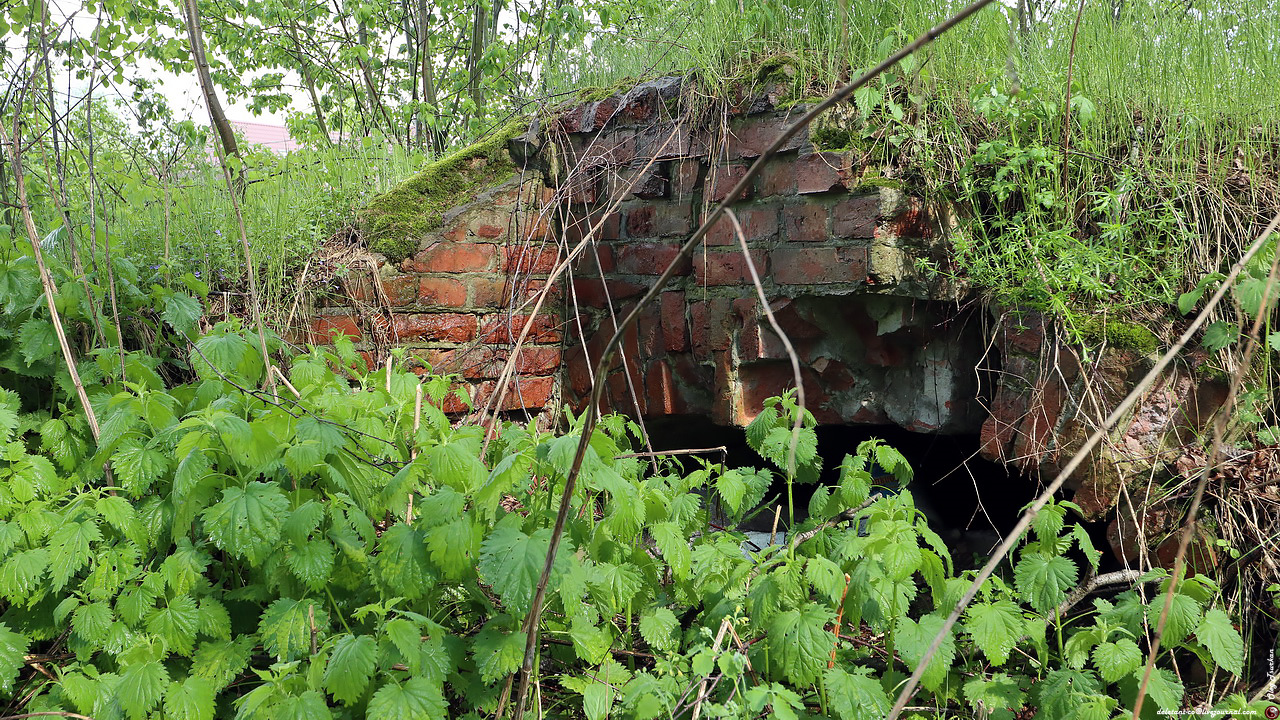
[965,600,1023,666]
[963,673,1025,715]
[162,292,202,337]
[1,548,50,602]
[1031,502,1065,543]
[1092,638,1141,683]
[164,676,215,720]
[638,607,679,652]
[478,516,569,615]
[716,469,745,512]
[1197,608,1244,675]
[896,614,957,691]
[285,540,335,591]
[201,482,289,565]
[146,595,200,655]
[1013,551,1077,613]
[472,621,526,684]
[825,667,891,720]
[259,598,326,661]
[426,440,487,494]
[1147,592,1202,645]
[426,517,479,580]
[1138,666,1185,710]
[367,678,446,720]
[1202,321,1238,352]
[569,614,612,664]
[192,637,254,691]
[118,660,169,720]
[18,318,57,365]
[806,556,847,604]
[47,519,102,591]
[0,623,30,693]
[325,634,377,705]
[768,603,833,686]
[72,601,113,645]
[650,521,690,579]
[374,523,435,600]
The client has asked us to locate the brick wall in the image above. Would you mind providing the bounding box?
[312,76,1226,518]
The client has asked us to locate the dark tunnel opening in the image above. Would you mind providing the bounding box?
[640,415,1110,569]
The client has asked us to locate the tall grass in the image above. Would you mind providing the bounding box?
[549,0,1280,139]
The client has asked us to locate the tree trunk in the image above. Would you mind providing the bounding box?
[417,0,443,152]
[180,0,244,194]
[467,1,487,111]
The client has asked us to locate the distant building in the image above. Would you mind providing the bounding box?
[230,120,302,153]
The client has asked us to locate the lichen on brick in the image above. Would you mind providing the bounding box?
[359,119,528,262]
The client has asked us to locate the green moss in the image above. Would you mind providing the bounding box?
[359,119,527,262]
[1076,317,1161,355]
[853,175,906,191]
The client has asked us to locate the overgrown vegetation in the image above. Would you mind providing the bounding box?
[0,239,1269,718]
[359,119,527,262]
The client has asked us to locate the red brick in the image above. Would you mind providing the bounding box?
[626,204,692,238]
[493,375,556,411]
[796,152,854,194]
[407,243,496,273]
[565,344,594,398]
[617,242,691,275]
[475,223,505,238]
[570,277,645,308]
[690,299,734,355]
[758,159,796,197]
[518,213,553,243]
[693,249,769,286]
[881,199,933,239]
[418,277,467,307]
[510,347,563,376]
[781,204,828,242]
[726,115,806,159]
[566,172,600,204]
[412,346,493,379]
[480,314,562,344]
[349,274,418,306]
[704,165,752,203]
[833,195,879,238]
[636,303,664,358]
[674,160,702,196]
[705,207,779,246]
[611,163,669,200]
[469,277,511,308]
[645,361,687,415]
[978,388,1029,462]
[737,363,830,425]
[660,291,688,352]
[503,245,560,274]
[773,247,867,285]
[565,212,621,244]
[392,313,478,343]
[310,315,362,343]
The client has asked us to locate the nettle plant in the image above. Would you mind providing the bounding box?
[0,245,1262,718]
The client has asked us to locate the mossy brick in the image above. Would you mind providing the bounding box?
[418,277,468,307]
[406,242,497,273]
[391,313,478,342]
[617,242,691,275]
[693,249,769,286]
[879,198,933,239]
[781,203,829,242]
[832,195,880,239]
[502,245,560,274]
[480,314,562,344]
[310,315,362,343]
[704,165,752,203]
[705,207,779,246]
[359,119,525,262]
[773,246,868,285]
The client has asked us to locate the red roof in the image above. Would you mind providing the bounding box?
[231,120,301,153]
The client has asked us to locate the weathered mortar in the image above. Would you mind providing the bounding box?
[313,76,1227,522]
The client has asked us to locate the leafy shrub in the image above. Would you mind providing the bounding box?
[0,240,1265,718]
